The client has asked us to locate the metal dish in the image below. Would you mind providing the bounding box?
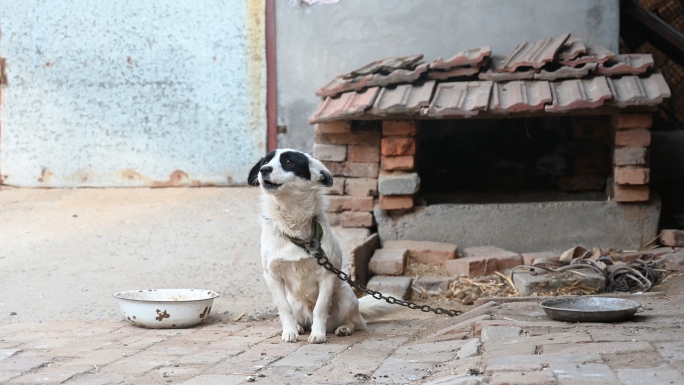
[114,289,220,329]
[540,297,641,323]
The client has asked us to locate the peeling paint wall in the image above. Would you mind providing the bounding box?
[276,0,619,152]
[0,0,266,187]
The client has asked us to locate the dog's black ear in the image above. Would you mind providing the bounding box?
[319,170,333,187]
[248,157,264,186]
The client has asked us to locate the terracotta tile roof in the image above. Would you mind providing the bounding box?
[497,33,570,72]
[309,34,671,123]
[370,81,436,116]
[546,77,613,113]
[426,81,493,117]
[595,54,654,76]
[606,73,671,108]
[429,45,491,70]
[309,88,380,123]
[489,81,552,114]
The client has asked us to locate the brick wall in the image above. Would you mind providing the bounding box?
[611,113,653,202]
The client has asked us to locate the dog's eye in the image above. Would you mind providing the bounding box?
[284,159,292,164]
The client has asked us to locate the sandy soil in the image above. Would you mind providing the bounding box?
[0,187,369,323]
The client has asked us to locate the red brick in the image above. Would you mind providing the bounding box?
[326,176,345,195]
[326,196,373,212]
[446,254,522,277]
[344,178,378,196]
[614,147,648,166]
[382,121,418,137]
[315,126,381,146]
[347,145,380,163]
[611,113,653,129]
[379,195,414,210]
[614,184,649,202]
[615,167,650,185]
[381,156,415,171]
[313,143,346,162]
[340,211,374,228]
[316,121,351,133]
[557,175,605,191]
[369,249,407,276]
[322,161,379,178]
[381,137,416,156]
[615,129,651,147]
[383,240,457,265]
[327,212,340,226]
[661,230,684,247]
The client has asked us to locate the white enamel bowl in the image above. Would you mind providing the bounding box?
[113,289,220,328]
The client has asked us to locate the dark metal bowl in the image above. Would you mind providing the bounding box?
[540,297,642,323]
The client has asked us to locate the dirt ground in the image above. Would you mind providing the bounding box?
[0,187,369,323]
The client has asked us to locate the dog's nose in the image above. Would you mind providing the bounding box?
[260,166,273,175]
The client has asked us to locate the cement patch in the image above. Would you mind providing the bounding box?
[376,198,660,253]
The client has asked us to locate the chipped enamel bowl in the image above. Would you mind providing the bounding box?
[114,289,220,328]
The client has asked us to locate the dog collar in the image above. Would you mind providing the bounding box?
[287,217,326,258]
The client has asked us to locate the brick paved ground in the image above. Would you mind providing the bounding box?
[1,294,683,384]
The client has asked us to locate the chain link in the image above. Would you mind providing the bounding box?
[306,245,462,317]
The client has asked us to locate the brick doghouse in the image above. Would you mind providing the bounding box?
[308,34,671,234]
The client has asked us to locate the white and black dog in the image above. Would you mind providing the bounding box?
[248,148,397,343]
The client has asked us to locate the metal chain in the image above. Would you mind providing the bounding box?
[303,239,462,317]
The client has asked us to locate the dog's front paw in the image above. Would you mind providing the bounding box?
[307,332,327,344]
[297,324,304,334]
[281,329,299,342]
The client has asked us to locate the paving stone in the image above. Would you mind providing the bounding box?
[348,145,380,163]
[369,249,407,276]
[381,137,416,156]
[491,369,556,385]
[272,342,350,369]
[381,155,415,171]
[521,252,560,265]
[377,171,420,195]
[209,336,302,374]
[457,338,481,359]
[313,143,346,162]
[344,177,377,197]
[414,276,456,294]
[326,196,374,212]
[615,129,651,147]
[663,253,684,271]
[424,374,483,385]
[62,373,126,385]
[9,365,92,384]
[395,340,467,363]
[551,362,619,385]
[425,314,492,339]
[615,167,650,185]
[512,269,606,296]
[589,327,678,343]
[307,345,396,384]
[542,341,654,355]
[480,326,522,342]
[379,194,414,210]
[372,357,434,384]
[180,374,247,385]
[0,349,22,362]
[366,276,412,299]
[661,230,684,247]
[614,147,648,166]
[316,121,351,133]
[0,356,53,373]
[62,348,139,366]
[322,161,380,178]
[99,354,175,376]
[616,364,684,385]
[382,120,418,137]
[484,353,603,375]
[340,211,374,228]
[383,240,458,265]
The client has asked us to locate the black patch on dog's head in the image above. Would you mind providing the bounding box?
[319,170,333,187]
[280,151,311,181]
[247,151,277,186]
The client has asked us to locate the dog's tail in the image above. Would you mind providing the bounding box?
[358,293,404,322]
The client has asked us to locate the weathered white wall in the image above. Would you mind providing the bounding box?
[276,0,620,152]
[1,0,266,187]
